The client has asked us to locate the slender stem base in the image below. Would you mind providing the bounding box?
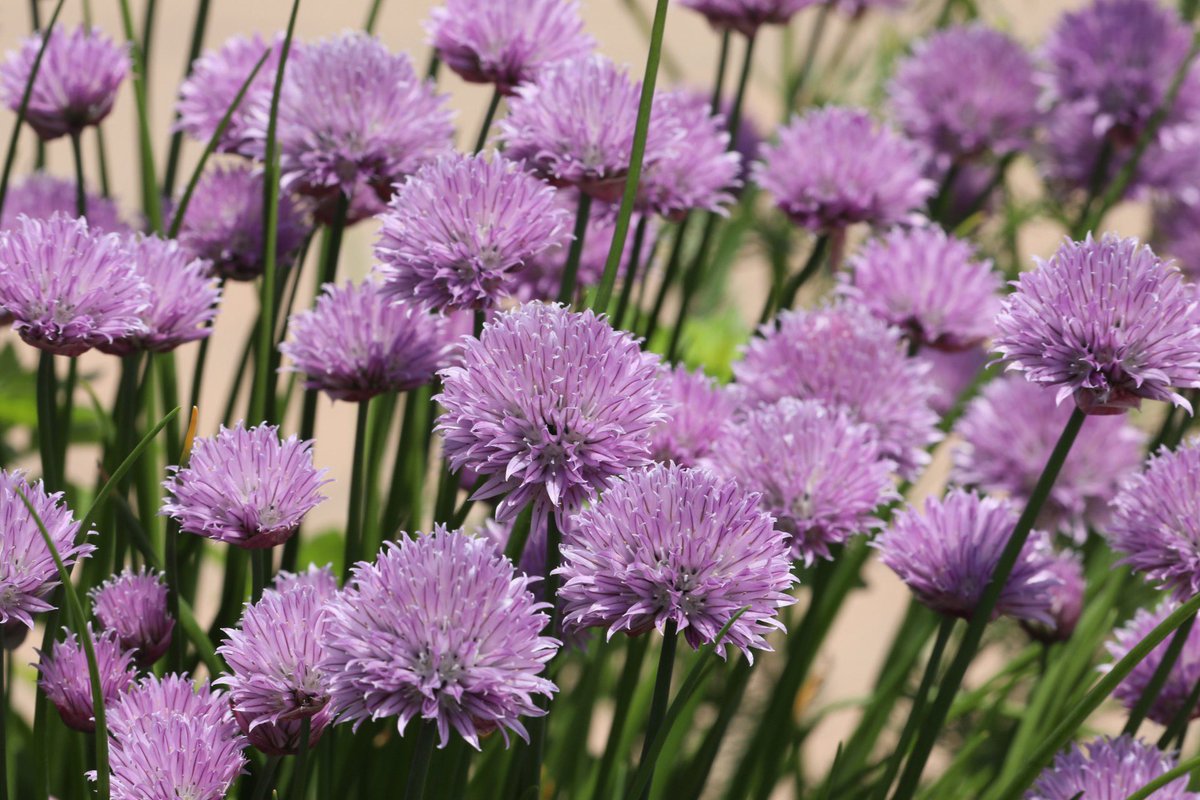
[343,399,372,580]
[404,723,438,800]
[557,193,594,304]
[635,624,679,800]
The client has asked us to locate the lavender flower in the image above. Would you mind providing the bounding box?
[993,234,1200,415]
[107,674,247,800]
[38,626,137,732]
[917,347,986,415]
[281,280,447,402]
[1154,198,1200,278]
[734,301,941,478]
[176,34,280,156]
[161,422,329,549]
[176,163,310,282]
[1029,736,1199,800]
[98,234,219,356]
[0,214,147,356]
[839,226,1001,351]
[1105,601,1200,726]
[649,365,739,467]
[558,463,795,659]
[89,568,174,668]
[639,90,741,219]
[954,375,1145,541]
[261,32,454,223]
[427,0,594,93]
[0,470,92,631]
[321,527,559,749]
[1042,0,1198,145]
[889,25,1038,162]
[1107,440,1200,598]
[678,0,819,36]
[272,563,338,598]
[754,107,934,233]
[708,399,896,565]
[1,172,125,232]
[0,25,129,141]
[475,516,548,583]
[874,490,1061,624]
[375,154,570,311]
[498,55,685,201]
[437,302,666,522]
[216,580,335,755]
[1021,550,1085,644]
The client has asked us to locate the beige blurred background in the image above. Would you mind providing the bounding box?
[0,0,1147,792]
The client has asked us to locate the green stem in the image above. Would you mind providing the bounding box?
[1158,674,1200,749]
[116,0,163,232]
[250,550,268,603]
[1124,752,1200,800]
[69,132,86,217]
[140,0,157,74]
[36,352,61,491]
[710,31,731,112]
[404,723,437,800]
[557,192,594,304]
[676,658,753,799]
[250,756,283,800]
[0,0,65,220]
[635,625,678,800]
[162,0,212,197]
[593,636,649,800]
[1184,0,1199,21]
[643,218,691,342]
[767,234,829,322]
[891,408,1088,800]
[379,388,430,539]
[364,0,386,33]
[590,0,672,312]
[343,400,372,580]
[474,89,502,153]
[1125,613,1197,735]
[873,616,956,800]
[613,215,650,325]
[291,716,312,800]
[786,3,830,111]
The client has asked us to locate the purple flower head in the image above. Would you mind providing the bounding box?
[216,581,335,755]
[97,234,220,356]
[889,25,1038,161]
[1042,0,1199,144]
[678,0,820,36]
[176,34,281,156]
[1,172,126,233]
[1104,601,1200,727]
[107,674,247,800]
[281,280,447,402]
[874,490,1061,623]
[89,568,174,668]
[955,375,1145,542]
[498,55,685,201]
[649,365,739,467]
[272,563,339,599]
[38,626,137,732]
[638,90,741,219]
[476,516,548,583]
[161,422,329,549]
[513,195,650,303]
[0,25,129,141]
[707,398,897,565]
[558,463,796,660]
[1028,735,1199,800]
[321,527,559,749]
[375,154,570,311]
[993,234,1200,415]
[437,302,667,522]
[0,214,148,356]
[1107,439,1200,598]
[734,301,941,479]
[0,470,92,631]
[1021,549,1085,644]
[260,32,454,224]
[917,346,987,415]
[840,225,1002,351]
[754,107,934,233]
[1154,199,1200,278]
[176,163,310,282]
[427,0,594,93]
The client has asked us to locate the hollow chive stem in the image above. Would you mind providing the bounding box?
[635,624,679,800]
